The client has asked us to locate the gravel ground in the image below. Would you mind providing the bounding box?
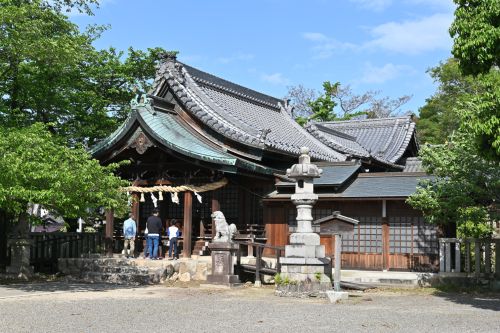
[0,282,499,333]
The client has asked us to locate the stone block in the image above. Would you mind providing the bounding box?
[280,257,306,265]
[179,272,191,282]
[193,262,208,281]
[290,233,320,246]
[325,291,348,303]
[285,245,317,258]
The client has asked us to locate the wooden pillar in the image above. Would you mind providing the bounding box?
[381,200,390,271]
[211,196,220,239]
[131,193,140,229]
[183,192,193,258]
[105,209,114,257]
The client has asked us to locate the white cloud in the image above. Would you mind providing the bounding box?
[302,32,329,42]
[350,0,393,12]
[359,63,415,84]
[301,32,356,59]
[260,73,290,86]
[217,53,255,64]
[364,13,453,54]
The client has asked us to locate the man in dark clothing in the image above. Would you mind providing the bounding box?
[146,208,162,260]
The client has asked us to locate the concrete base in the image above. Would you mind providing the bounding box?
[206,274,240,285]
[325,291,349,303]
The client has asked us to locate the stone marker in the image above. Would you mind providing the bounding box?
[205,211,241,287]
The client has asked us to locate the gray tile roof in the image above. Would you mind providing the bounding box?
[306,116,417,167]
[403,157,425,172]
[151,57,345,162]
[267,172,432,199]
[276,162,361,187]
[341,173,432,198]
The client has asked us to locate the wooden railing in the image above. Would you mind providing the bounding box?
[235,241,284,284]
[439,238,500,278]
[28,232,103,272]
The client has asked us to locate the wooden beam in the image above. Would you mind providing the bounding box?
[183,192,193,258]
[105,209,114,257]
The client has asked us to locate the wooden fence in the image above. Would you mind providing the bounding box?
[29,232,103,272]
[439,238,500,278]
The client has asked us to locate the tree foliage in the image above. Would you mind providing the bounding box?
[0,0,166,145]
[450,0,500,76]
[449,0,500,160]
[0,124,129,223]
[407,132,499,237]
[417,58,473,144]
[286,82,411,126]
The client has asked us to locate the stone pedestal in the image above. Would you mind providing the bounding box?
[206,242,241,286]
[6,238,34,278]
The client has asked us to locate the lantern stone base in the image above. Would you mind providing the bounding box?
[6,238,34,279]
[206,242,241,287]
[277,257,332,298]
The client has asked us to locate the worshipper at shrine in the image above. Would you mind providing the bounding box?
[122,212,137,259]
[146,209,162,260]
[167,219,181,260]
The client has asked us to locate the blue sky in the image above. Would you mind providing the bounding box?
[71,0,456,115]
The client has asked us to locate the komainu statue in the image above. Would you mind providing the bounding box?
[211,211,237,242]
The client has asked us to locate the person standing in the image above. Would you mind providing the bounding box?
[123,213,136,259]
[167,219,181,260]
[146,208,162,260]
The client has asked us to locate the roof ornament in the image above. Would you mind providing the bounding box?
[279,99,294,117]
[258,128,271,143]
[158,51,186,84]
[130,87,156,115]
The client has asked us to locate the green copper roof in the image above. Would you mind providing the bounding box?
[90,106,276,175]
[139,108,237,166]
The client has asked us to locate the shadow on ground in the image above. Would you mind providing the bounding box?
[0,280,135,294]
[433,291,500,311]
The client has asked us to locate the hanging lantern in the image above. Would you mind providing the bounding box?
[140,193,145,202]
[158,191,163,201]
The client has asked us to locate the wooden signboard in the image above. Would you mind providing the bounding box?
[313,212,358,291]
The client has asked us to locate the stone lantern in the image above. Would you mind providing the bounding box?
[277,147,332,297]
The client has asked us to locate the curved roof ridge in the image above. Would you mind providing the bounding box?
[90,111,137,156]
[181,63,282,109]
[322,115,412,125]
[386,121,416,163]
[305,123,369,158]
[277,108,346,161]
[160,64,264,148]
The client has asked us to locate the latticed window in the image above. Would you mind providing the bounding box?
[342,217,382,254]
[214,183,239,226]
[389,216,438,255]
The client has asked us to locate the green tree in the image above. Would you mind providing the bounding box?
[407,131,499,237]
[287,81,411,126]
[0,123,129,227]
[450,0,500,76]
[449,0,500,160]
[417,58,475,144]
[0,0,166,144]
